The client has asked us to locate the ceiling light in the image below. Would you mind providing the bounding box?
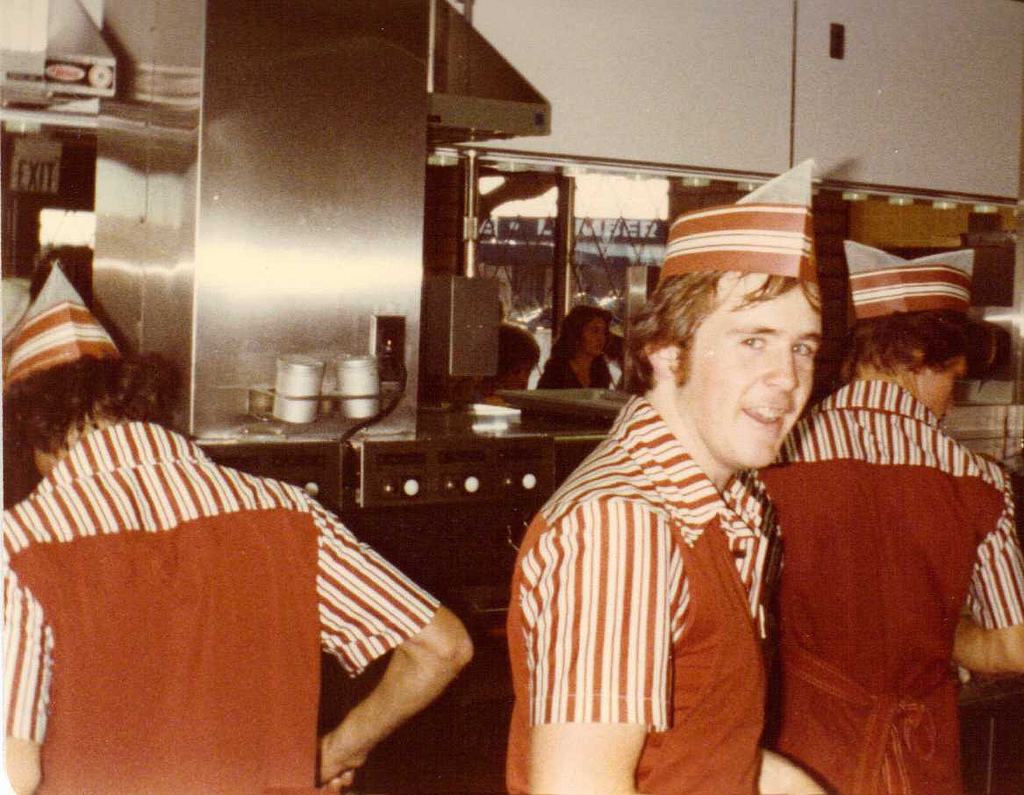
[681,176,711,188]
[972,203,999,214]
[426,153,458,167]
[931,200,957,210]
[495,161,530,173]
[887,196,913,207]
[841,191,868,202]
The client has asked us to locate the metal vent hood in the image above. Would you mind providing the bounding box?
[427,0,550,144]
[1,0,116,105]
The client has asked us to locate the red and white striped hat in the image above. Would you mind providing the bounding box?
[3,266,119,389]
[661,159,817,283]
[845,240,973,320]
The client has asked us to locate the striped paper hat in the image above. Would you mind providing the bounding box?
[661,159,817,283]
[845,241,973,320]
[3,266,119,389]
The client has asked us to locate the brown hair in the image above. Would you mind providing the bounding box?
[626,272,820,394]
[497,322,541,375]
[841,309,970,383]
[549,304,613,361]
[5,353,180,458]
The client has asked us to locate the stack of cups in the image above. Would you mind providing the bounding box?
[337,355,380,419]
[273,355,325,423]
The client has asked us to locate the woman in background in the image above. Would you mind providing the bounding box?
[537,305,613,390]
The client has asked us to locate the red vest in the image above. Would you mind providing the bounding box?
[507,519,765,795]
[15,509,323,795]
[761,459,999,795]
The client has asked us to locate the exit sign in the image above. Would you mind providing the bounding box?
[10,138,62,194]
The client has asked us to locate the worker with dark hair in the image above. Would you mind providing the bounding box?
[759,242,1024,795]
[3,267,472,795]
[476,322,542,404]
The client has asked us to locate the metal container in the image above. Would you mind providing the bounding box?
[338,355,380,419]
[273,355,325,423]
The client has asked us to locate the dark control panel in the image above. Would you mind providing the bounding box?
[354,434,555,509]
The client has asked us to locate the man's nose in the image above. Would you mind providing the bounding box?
[765,348,798,390]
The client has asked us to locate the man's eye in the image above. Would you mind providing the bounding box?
[793,342,818,357]
[742,338,765,349]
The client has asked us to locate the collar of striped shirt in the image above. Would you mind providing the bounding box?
[611,397,770,545]
[39,422,206,493]
[816,379,940,428]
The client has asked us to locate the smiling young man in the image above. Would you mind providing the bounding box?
[506,162,825,795]
[759,242,1024,795]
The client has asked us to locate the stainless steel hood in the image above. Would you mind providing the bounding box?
[89,0,550,442]
[1,0,116,104]
[427,0,550,144]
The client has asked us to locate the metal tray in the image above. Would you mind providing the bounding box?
[495,388,630,421]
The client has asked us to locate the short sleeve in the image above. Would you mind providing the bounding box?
[4,567,53,742]
[516,499,685,732]
[967,478,1024,629]
[309,503,440,676]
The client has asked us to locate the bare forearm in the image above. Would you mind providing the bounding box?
[954,617,1024,673]
[5,737,42,795]
[328,639,458,754]
[319,607,472,783]
[528,722,647,794]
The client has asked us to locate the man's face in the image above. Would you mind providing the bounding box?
[658,273,821,488]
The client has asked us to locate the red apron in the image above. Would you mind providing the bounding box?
[507,517,767,794]
[762,458,989,795]
[776,641,952,795]
[16,509,324,795]
[636,520,767,795]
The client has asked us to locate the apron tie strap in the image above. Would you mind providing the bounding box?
[782,641,936,795]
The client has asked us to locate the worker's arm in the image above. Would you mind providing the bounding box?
[318,606,472,789]
[5,737,42,795]
[528,722,648,795]
[759,749,826,794]
[953,616,1024,673]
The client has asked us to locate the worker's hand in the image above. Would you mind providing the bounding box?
[322,769,355,792]
[319,726,369,792]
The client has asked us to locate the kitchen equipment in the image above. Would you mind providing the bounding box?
[272,355,325,424]
[496,388,630,423]
[337,354,380,419]
[90,0,550,441]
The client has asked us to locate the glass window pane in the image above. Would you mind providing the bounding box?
[476,171,558,387]
[571,173,669,386]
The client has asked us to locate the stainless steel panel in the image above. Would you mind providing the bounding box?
[94,61,202,432]
[192,6,426,438]
[94,0,427,438]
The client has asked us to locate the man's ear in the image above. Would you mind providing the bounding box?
[647,345,681,381]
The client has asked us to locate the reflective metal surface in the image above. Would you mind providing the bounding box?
[93,0,426,438]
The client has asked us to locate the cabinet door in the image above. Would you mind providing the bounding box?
[472,0,793,174]
[793,0,1023,198]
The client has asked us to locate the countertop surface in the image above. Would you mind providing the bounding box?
[199,398,617,448]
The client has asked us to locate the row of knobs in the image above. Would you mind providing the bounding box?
[382,472,539,498]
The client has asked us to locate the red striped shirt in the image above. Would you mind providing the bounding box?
[511,397,774,731]
[3,422,439,742]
